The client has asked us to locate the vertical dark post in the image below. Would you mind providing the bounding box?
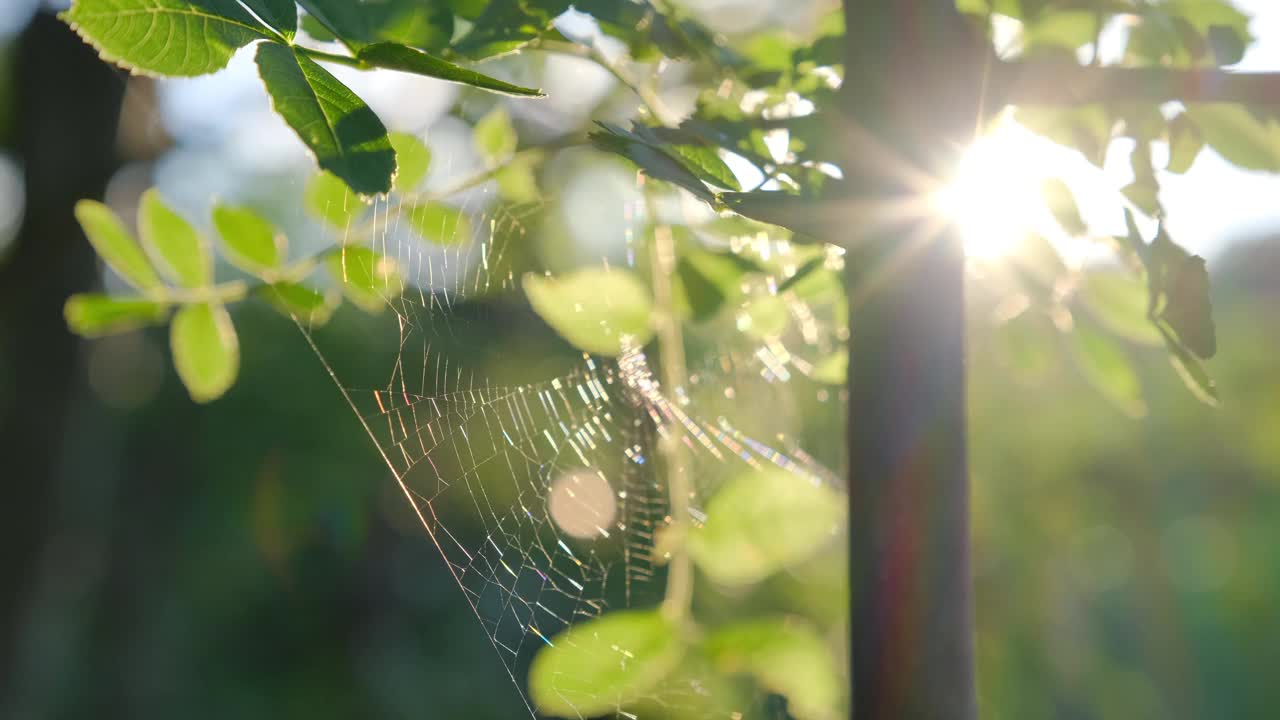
[839,2,988,718]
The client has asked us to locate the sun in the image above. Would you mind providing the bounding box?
[934,120,1072,260]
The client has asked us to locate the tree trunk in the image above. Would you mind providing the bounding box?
[840,2,987,718]
[0,12,125,700]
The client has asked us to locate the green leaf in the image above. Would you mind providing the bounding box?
[257,282,339,326]
[64,294,169,337]
[474,106,519,163]
[740,294,790,339]
[256,42,396,195]
[495,154,540,203]
[689,467,843,586]
[389,132,431,192]
[1040,178,1087,236]
[241,0,296,39]
[705,617,841,720]
[61,0,270,77]
[809,350,847,385]
[524,268,654,356]
[451,0,568,59]
[1158,324,1219,406]
[305,171,366,228]
[408,202,472,245]
[665,144,741,191]
[1185,104,1280,172]
[356,43,545,97]
[297,0,453,50]
[1159,254,1216,359]
[528,610,682,719]
[326,246,403,312]
[1079,271,1164,346]
[74,200,162,291]
[138,189,210,288]
[1023,10,1099,51]
[1166,113,1204,174]
[170,302,239,403]
[212,205,284,275]
[1068,318,1147,418]
[590,123,716,203]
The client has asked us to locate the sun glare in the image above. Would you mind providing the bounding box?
[936,121,1069,261]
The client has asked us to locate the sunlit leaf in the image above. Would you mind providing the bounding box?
[1166,112,1204,174]
[993,308,1058,383]
[1079,271,1163,346]
[408,202,472,245]
[171,302,239,403]
[739,294,789,339]
[528,610,682,719]
[451,0,569,59]
[1159,324,1219,406]
[256,42,396,194]
[138,189,210,288]
[495,154,540,203]
[474,106,518,164]
[689,467,843,586]
[590,123,716,203]
[665,144,741,191]
[64,294,169,337]
[809,350,848,385]
[389,132,431,193]
[524,269,654,356]
[212,205,284,275]
[1040,178,1086,236]
[1185,104,1280,172]
[1023,10,1098,51]
[1159,254,1216,359]
[1068,318,1147,418]
[257,282,339,326]
[74,200,162,291]
[61,0,270,77]
[326,245,403,313]
[297,0,453,50]
[356,43,544,97]
[705,617,841,720]
[306,171,367,228]
[241,0,296,39]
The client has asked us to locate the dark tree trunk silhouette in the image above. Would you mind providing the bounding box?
[0,12,125,700]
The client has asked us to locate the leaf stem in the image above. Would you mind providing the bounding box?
[645,186,694,623]
[295,45,369,70]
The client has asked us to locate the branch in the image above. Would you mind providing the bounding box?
[997,60,1280,106]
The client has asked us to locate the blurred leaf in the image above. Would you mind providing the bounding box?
[705,617,841,720]
[1160,254,1217,359]
[1206,24,1246,65]
[241,0,296,38]
[1185,104,1280,172]
[1017,105,1112,166]
[524,269,654,356]
[356,43,544,97]
[64,294,169,337]
[495,154,540,203]
[256,42,396,195]
[171,302,239,403]
[1079,271,1164,346]
[257,282,339,326]
[297,0,453,50]
[994,308,1057,382]
[138,189,211,288]
[474,106,518,164]
[389,132,431,193]
[61,0,270,77]
[1122,142,1162,218]
[674,243,755,321]
[665,144,741,191]
[1166,112,1204,174]
[689,467,843,586]
[528,610,682,719]
[1158,324,1219,406]
[1040,178,1086,236]
[212,205,284,275]
[408,202,472,245]
[1023,10,1097,51]
[74,200,162,291]
[327,246,404,312]
[306,172,366,228]
[809,350,847,385]
[739,293,789,339]
[1068,318,1147,417]
[452,0,569,59]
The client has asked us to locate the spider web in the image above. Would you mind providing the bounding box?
[291,162,847,718]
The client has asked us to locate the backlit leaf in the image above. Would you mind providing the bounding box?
[356,43,544,97]
[61,0,270,77]
[298,0,453,50]
[64,294,169,337]
[1166,112,1204,174]
[171,302,239,403]
[528,610,682,719]
[138,189,210,288]
[306,171,366,228]
[257,282,339,326]
[408,202,472,245]
[241,0,296,39]
[689,467,843,586]
[326,245,404,312]
[212,204,284,275]
[256,42,396,194]
[524,269,654,356]
[474,106,519,163]
[1041,178,1087,236]
[705,617,841,720]
[1186,104,1280,172]
[74,199,162,291]
[1068,318,1147,418]
[389,132,431,192]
